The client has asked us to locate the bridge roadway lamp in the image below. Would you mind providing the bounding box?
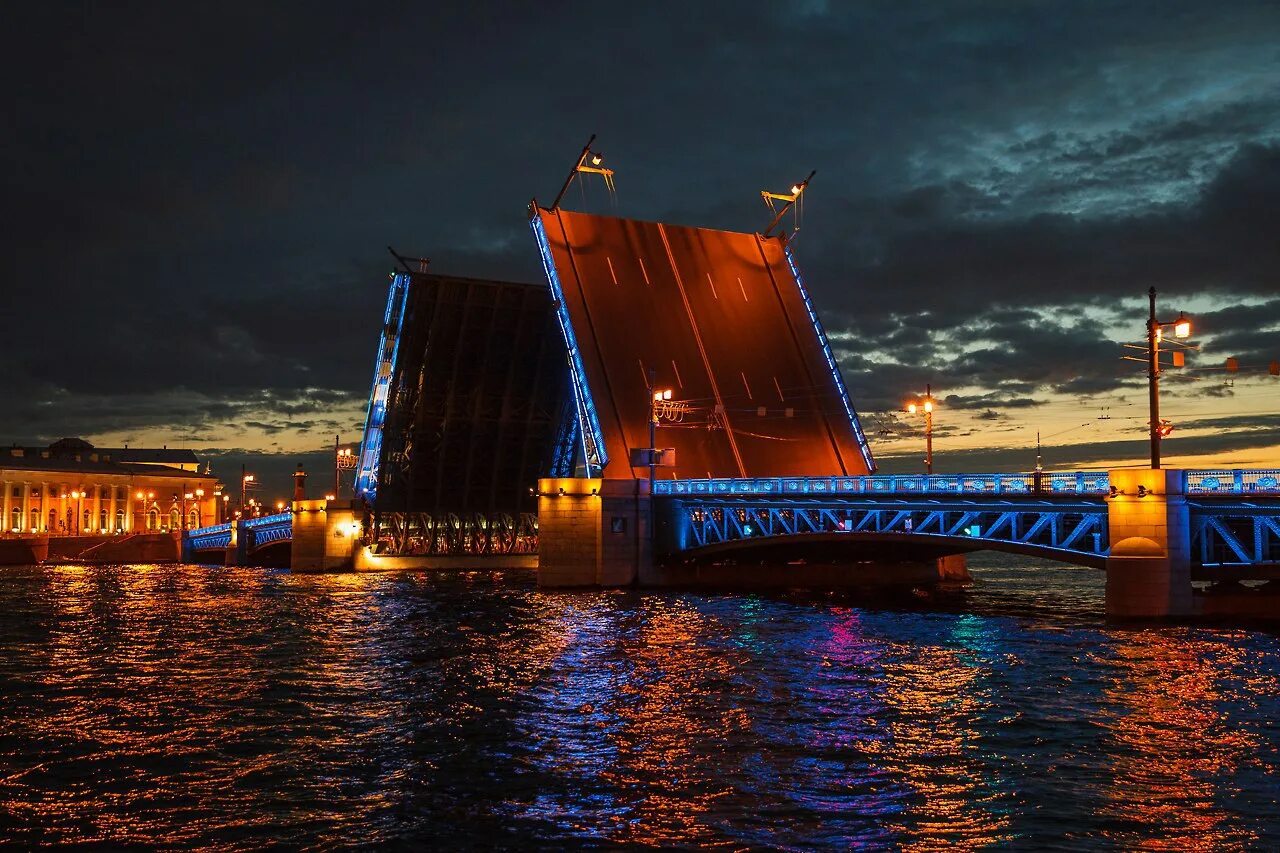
[903,384,937,475]
[1144,287,1192,470]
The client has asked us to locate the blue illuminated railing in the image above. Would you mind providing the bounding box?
[186,521,233,550]
[655,469,1280,498]
[243,512,291,530]
[187,521,232,538]
[654,471,1110,497]
[1186,469,1280,495]
[354,271,413,500]
[531,212,608,473]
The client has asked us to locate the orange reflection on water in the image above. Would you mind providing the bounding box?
[1097,631,1262,850]
[878,640,1013,851]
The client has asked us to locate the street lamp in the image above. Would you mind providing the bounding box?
[241,469,255,516]
[903,384,938,475]
[69,490,84,534]
[194,488,204,528]
[334,438,355,501]
[1145,287,1193,469]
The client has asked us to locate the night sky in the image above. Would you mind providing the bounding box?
[4,2,1278,499]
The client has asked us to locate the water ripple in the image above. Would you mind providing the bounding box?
[1,558,1278,849]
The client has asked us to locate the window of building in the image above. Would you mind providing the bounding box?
[9,508,21,531]
[188,509,200,529]
[99,509,107,531]
[31,488,40,498]
[169,509,180,530]
[115,509,125,531]
[10,486,19,498]
[83,510,90,531]
[48,509,56,531]
[147,509,158,531]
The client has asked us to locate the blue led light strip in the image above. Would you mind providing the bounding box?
[354,271,412,500]
[531,213,608,473]
[783,245,876,472]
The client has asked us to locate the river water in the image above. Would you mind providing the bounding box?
[1,557,1277,849]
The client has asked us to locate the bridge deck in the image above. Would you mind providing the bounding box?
[533,207,873,480]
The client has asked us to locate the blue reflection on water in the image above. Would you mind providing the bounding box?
[0,556,1277,848]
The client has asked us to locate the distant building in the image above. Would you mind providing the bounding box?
[1,438,221,535]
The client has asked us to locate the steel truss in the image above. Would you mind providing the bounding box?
[1191,503,1280,567]
[372,511,538,556]
[680,497,1109,560]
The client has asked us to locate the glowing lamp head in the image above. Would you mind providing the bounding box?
[591,154,602,166]
[662,389,672,400]
[136,491,144,500]
[907,402,918,414]
[195,489,204,497]
[1174,315,1191,339]
[791,184,802,195]
[924,400,934,413]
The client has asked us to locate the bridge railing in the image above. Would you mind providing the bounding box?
[1186,469,1280,495]
[243,512,292,529]
[187,521,232,538]
[653,471,1111,497]
[654,469,1280,498]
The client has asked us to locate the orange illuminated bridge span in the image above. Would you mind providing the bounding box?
[530,206,875,481]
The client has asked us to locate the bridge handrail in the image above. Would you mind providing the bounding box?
[186,521,232,538]
[1185,469,1280,494]
[243,512,292,529]
[653,471,1111,497]
[653,469,1280,498]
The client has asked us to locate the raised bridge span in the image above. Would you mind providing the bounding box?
[184,201,1279,619]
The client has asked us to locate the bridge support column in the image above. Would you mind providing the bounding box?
[537,478,650,587]
[1105,468,1192,619]
[291,499,358,572]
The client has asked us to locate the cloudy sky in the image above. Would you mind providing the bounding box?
[3,1,1278,498]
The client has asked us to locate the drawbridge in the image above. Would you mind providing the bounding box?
[531,205,875,480]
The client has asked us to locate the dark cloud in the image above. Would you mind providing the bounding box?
[3,1,1279,494]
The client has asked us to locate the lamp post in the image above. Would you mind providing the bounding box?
[904,384,937,475]
[69,490,83,534]
[1145,287,1192,469]
[241,466,255,516]
[334,436,354,501]
[647,369,673,497]
[194,488,204,528]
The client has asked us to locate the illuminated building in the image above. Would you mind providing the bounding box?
[0,438,220,535]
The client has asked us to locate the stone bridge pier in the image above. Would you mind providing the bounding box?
[1105,468,1192,619]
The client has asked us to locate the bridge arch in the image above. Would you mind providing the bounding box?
[669,530,1107,570]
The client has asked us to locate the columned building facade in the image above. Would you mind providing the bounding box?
[1,439,221,535]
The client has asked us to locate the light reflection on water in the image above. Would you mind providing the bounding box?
[1,556,1278,848]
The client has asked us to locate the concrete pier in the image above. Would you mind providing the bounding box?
[291,499,360,572]
[536,478,650,587]
[1105,468,1192,619]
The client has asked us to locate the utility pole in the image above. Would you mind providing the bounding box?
[924,382,934,476]
[647,369,657,497]
[1147,287,1161,469]
[333,434,340,501]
